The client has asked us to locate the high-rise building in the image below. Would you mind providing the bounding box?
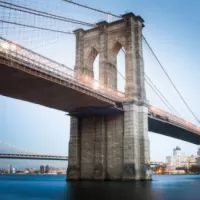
[40,165,44,174]
[166,147,190,169]
[12,168,16,174]
[8,164,12,174]
[45,165,50,174]
[173,146,181,156]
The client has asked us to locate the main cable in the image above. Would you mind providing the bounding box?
[62,0,121,18]
[145,74,180,116]
[121,47,178,115]
[0,1,95,27]
[0,20,74,34]
[145,77,178,114]
[143,35,200,123]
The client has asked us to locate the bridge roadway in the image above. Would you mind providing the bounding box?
[0,153,68,161]
[1,37,200,144]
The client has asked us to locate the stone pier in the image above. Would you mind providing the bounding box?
[67,13,151,181]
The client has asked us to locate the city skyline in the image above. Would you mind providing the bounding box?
[1,0,200,164]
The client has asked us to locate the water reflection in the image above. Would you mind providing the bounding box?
[67,175,200,200]
[68,181,155,200]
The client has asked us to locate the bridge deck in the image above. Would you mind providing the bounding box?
[0,56,116,112]
[149,116,200,144]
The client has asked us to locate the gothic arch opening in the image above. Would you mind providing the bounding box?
[87,47,98,68]
[111,42,126,93]
[87,47,99,79]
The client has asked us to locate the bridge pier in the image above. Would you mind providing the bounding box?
[122,103,151,180]
[67,103,151,181]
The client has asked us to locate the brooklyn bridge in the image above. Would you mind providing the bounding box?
[0,0,199,181]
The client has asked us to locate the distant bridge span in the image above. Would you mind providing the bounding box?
[0,153,68,161]
[0,154,165,167]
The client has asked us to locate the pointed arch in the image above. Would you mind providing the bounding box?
[85,46,100,80]
[111,41,124,57]
[109,41,126,92]
[87,46,98,65]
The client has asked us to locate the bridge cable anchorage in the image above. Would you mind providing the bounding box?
[142,35,200,124]
[121,48,179,115]
[0,20,74,35]
[0,1,95,27]
[62,0,121,18]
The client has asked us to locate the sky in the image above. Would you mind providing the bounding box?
[1,0,200,168]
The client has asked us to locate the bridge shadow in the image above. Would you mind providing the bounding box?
[66,181,155,200]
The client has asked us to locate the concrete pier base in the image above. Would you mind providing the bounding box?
[67,103,152,181]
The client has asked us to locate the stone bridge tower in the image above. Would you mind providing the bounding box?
[67,13,151,181]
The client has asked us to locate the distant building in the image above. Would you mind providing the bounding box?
[8,164,12,174]
[40,165,45,174]
[45,165,50,173]
[166,146,195,169]
[173,146,181,156]
[195,147,200,166]
[12,168,16,174]
[24,168,35,174]
[196,157,200,166]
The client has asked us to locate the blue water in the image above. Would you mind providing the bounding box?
[1,175,200,200]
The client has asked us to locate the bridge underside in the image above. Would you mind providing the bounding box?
[148,117,200,145]
[0,59,115,112]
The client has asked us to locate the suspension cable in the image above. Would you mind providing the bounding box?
[143,35,200,123]
[121,48,178,114]
[145,77,178,114]
[62,0,121,18]
[0,1,95,27]
[145,75,180,116]
[0,20,74,34]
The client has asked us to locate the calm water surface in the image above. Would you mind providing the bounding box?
[0,174,200,200]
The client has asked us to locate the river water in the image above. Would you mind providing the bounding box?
[0,174,200,200]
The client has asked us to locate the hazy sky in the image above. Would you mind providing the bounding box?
[1,0,200,168]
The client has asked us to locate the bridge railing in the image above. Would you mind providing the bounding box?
[149,106,200,134]
[0,37,125,101]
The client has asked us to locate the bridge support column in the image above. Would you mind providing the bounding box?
[67,117,81,180]
[67,115,107,180]
[123,103,151,180]
[67,104,151,181]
